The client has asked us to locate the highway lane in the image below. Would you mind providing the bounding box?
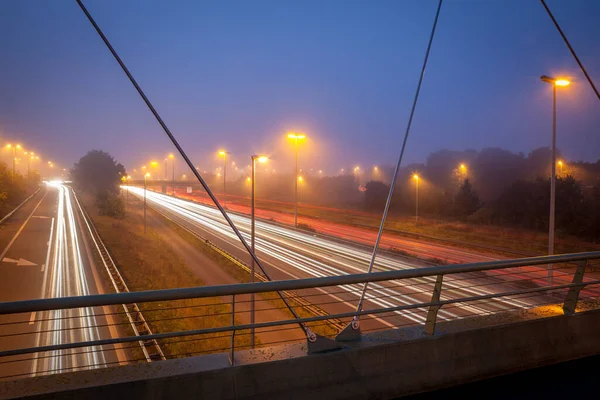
[171,188,500,264]
[127,187,547,333]
[0,184,123,380]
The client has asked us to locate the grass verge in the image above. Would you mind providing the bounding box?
[148,206,341,338]
[79,193,251,359]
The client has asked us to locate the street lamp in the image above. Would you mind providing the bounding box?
[540,74,570,287]
[298,176,304,202]
[287,132,306,228]
[250,154,268,348]
[144,173,150,234]
[24,151,35,179]
[413,174,419,226]
[557,160,564,175]
[168,154,175,195]
[6,144,21,175]
[218,150,229,208]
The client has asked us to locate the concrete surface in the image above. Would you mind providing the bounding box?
[3,305,600,400]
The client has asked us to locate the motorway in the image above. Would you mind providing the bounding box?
[0,184,124,380]
[128,187,560,333]
[171,188,501,264]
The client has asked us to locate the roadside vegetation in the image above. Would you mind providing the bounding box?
[183,146,599,255]
[0,161,40,218]
[73,150,251,358]
[81,193,252,358]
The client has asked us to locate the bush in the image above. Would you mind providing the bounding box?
[96,190,125,218]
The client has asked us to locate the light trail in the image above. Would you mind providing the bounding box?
[34,184,106,375]
[126,187,539,325]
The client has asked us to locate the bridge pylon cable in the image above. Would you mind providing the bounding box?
[75,0,315,344]
[540,0,600,102]
[337,0,443,341]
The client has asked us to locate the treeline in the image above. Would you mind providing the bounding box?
[0,161,40,217]
[217,146,599,241]
[363,147,600,241]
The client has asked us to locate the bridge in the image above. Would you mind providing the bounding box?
[2,0,599,397]
[1,245,599,398]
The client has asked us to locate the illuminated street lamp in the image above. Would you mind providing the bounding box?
[218,150,229,208]
[168,154,175,195]
[540,74,570,287]
[249,154,268,348]
[413,174,420,226]
[459,163,467,174]
[123,175,131,208]
[144,173,150,234]
[287,132,306,228]
[557,160,564,175]
[298,176,304,202]
[6,144,22,175]
[24,151,35,178]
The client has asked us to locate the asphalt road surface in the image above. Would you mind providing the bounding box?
[127,187,562,334]
[0,185,124,380]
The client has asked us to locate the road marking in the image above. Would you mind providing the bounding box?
[41,264,45,272]
[31,209,55,377]
[31,216,50,219]
[0,191,48,262]
[17,258,37,266]
[29,312,36,325]
[2,257,18,263]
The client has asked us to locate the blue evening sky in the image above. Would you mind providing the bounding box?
[1,0,599,175]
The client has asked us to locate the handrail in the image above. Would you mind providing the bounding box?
[1,251,599,315]
[1,278,598,359]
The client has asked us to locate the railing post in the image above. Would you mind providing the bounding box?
[229,294,235,366]
[424,275,444,336]
[563,261,587,316]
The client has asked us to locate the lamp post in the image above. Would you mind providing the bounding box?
[287,133,306,228]
[6,144,21,175]
[168,154,175,195]
[144,173,150,234]
[250,154,268,349]
[298,176,304,202]
[219,151,229,208]
[413,174,419,226]
[164,158,168,180]
[540,75,570,287]
[24,152,35,179]
[557,160,564,175]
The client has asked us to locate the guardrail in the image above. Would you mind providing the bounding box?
[1,251,599,379]
[0,188,41,225]
[73,192,165,363]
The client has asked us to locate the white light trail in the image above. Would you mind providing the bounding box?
[126,187,535,324]
[35,184,106,375]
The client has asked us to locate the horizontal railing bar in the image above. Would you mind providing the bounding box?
[1,278,598,359]
[0,252,598,315]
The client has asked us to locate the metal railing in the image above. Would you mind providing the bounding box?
[74,193,165,362]
[1,251,600,379]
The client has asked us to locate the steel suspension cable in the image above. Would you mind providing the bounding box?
[540,0,600,101]
[74,0,311,338]
[351,0,443,325]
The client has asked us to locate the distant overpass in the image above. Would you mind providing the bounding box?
[1,251,600,399]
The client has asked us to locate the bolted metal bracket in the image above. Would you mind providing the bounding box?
[424,274,444,336]
[307,332,345,354]
[563,261,587,316]
[335,318,362,342]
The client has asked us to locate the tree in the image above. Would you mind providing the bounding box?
[364,180,389,211]
[454,179,480,218]
[95,190,125,218]
[71,150,126,195]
